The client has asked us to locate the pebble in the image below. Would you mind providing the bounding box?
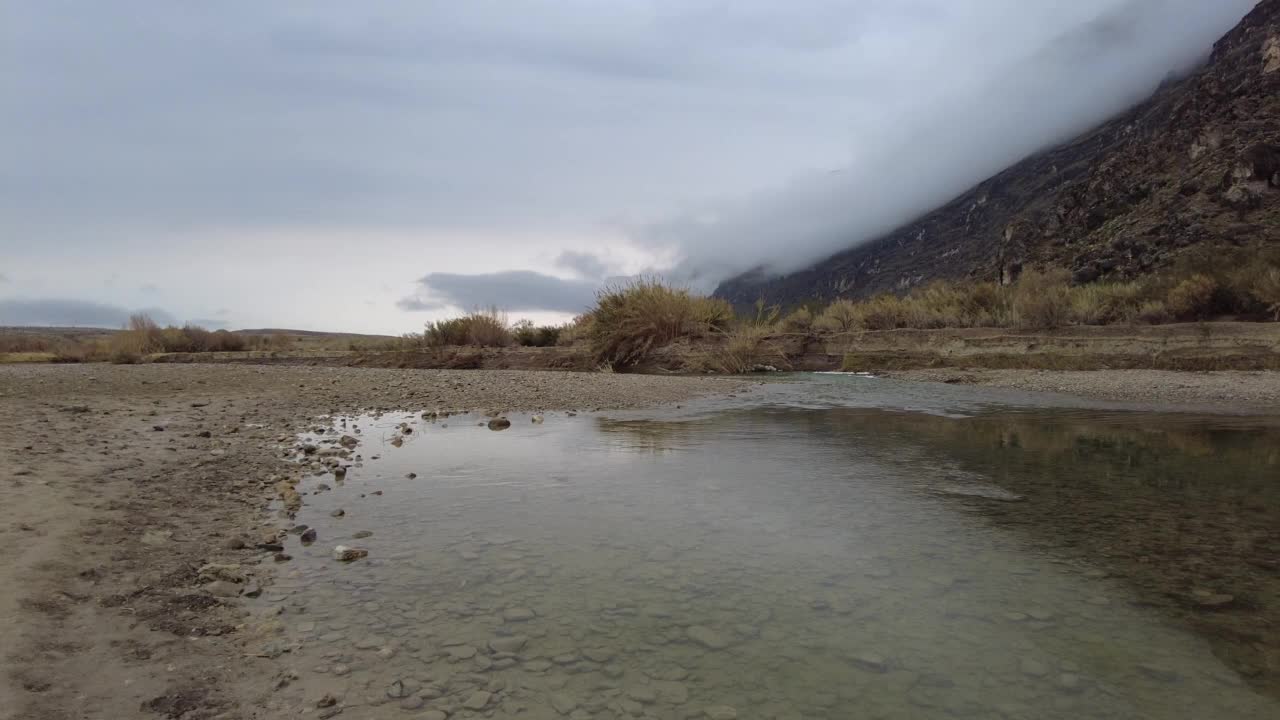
[447,645,477,660]
[849,652,888,673]
[332,545,368,562]
[550,693,579,714]
[418,712,447,720]
[503,607,536,622]
[686,625,730,650]
[462,690,492,710]
[487,418,512,431]
[488,635,529,653]
[204,580,241,598]
[705,706,738,720]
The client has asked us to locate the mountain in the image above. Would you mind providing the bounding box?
[715,0,1280,309]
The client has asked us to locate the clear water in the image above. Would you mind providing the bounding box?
[261,375,1280,720]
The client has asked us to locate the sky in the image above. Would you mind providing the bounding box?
[0,0,1259,334]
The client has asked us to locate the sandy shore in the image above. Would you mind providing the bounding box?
[885,368,1280,412]
[0,364,742,720]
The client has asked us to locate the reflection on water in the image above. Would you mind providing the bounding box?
[259,378,1280,720]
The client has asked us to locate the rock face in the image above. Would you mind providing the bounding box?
[715,1,1280,309]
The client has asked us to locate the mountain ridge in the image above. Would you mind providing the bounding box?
[714,0,1280,309]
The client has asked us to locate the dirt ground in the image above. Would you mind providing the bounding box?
[886,368,1280,412]
[0,364,742,720]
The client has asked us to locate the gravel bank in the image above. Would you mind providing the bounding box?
[886,369,1280,412]
[0,365,742,720]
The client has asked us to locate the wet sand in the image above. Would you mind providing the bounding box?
[0,364,743,720]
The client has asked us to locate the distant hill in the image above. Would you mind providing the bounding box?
[716,0,1280,309]
[233,328,397,340]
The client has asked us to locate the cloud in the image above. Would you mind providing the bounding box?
[554,251,614,280]
[400,271,599,314]
[0,299,176,328]
[187,317,230,329]
[0,1,1258,332]
[634,0,1258,284]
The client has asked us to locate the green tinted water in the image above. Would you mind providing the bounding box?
[258,376,1280,719]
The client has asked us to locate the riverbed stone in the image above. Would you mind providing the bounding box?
[504,607,536,622]
[1020,659,1049,678]
[488,635,528,653]
[463,690,492,710]
[550,693,579,714]
[686,625,729,649]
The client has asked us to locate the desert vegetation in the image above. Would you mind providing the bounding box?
[7,251,1279,369]
[0,315,310,364]
[393,251,1280,372]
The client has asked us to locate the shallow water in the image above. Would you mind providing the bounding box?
[264,376,1280,719]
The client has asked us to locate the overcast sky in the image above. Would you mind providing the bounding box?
[1,1,1257,333]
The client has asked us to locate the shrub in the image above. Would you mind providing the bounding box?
[424,308,513,347]
[1136,300,1172,324]
[781,306,814,334]
[424,318,470,347]
[512,320,563,347]
[557,315,592,346]
[209,329,247,352]
[814,299,863,333]
[1011,269,1073,329]
[1250,267,1280,320]
[745,299,781,327]
[108,330,146,364]
[1071,282,1147,325]
[1164,274,1218,320]
[709,325,784,373]
[587,278,733,367]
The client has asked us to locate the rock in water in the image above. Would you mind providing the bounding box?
[503,607,535,622]
[463,690,491,710]
[488,418,512,431]
[686,625,730,650]
[332,545,368,562]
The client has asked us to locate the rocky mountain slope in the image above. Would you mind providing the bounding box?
[716,0,1280,308]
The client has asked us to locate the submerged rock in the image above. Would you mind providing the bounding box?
[488,418,512,431]
[686,625,730,650]
[503,607,535,622]
[332,545,368,562]
[463,690,492,710]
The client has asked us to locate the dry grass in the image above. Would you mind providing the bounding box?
[1010,269,1073,329]
[804,255,1280,336]
[422,307,513,348]
[587,278,733,368]
[706,325,787,373]
[1253,267,1280,320]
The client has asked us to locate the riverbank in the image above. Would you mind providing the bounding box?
[0,365,743,720]
[884,368,1280,412]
